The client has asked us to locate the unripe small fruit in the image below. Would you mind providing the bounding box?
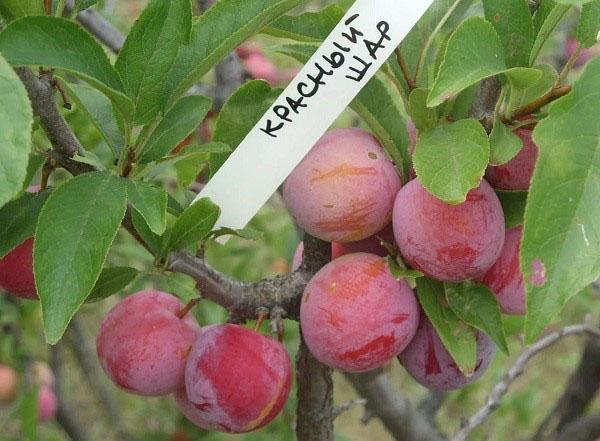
[393,179,505,282]
[182,324,292,433]
[37,385,58,422]
[0,365,18,402]
[242,52,280,86]
[284,128,402,243]
[399,314,496,390]
[477,226,526,315]
[485,129,538,191]
[300,253,420,372]
[96,290,201,396]
[31,361,55,389]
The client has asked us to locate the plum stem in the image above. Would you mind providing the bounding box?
[254,309,268,332]
[177,299,200,319]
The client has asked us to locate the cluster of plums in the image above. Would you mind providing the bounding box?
[0,124,537,433]
[285,125,537,390]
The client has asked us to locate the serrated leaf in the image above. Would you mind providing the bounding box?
[511,64,558,111]
[211,227,263,241]
[263,5,344,41]
[414,119,490,204]
[276,42,412,178]
[489,117,524,165]
[138,95,212,164]
[408,88,438,132]
[164,0,306,108]
[428,17,507,107]
[530,3,570,64]
[86,267,138,302]
[115,0,192,124]
[523,57,600,343]
[0,53,33,209]
[416,277,478,374]
[34,172,127,344]
[483,0,535,67]
[0,16,132,116]
[445,281,509,355]
[497,190,527,228]
[169,198,220,251]
[125,180,167,235]
[211,81,280,175]
[578,0,600,48]
[0,190,50,259]
[61,81,124,156]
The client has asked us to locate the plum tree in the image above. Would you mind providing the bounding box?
[283,128,402,243]
[393,179,505,282]
[182,324,292,433]
[300,253,420,372]
[477,226,526,315]
[291,224,395,271]
[96,290,201,396]
[0,365,17,402]
[399,314,496,390]
[37,384,58,422]
[485,129,539,191]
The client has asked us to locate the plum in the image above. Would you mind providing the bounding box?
[96,290,201,396]
[485,129,539,191]
[300,253,420,372]
[393,179,505,282]
[291,224,395,271]
[182,324,292,433]
[284,128,402,243]
[477,226,526,315]
[37,385,57,422]
[399,314,496,390]
[0,365,17,402]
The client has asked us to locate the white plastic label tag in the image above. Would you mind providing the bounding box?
[193,0,432,230]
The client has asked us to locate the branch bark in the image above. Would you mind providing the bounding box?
[555,414,600,441]
[533,337,600,440]
[452,324,600,441]
[345,369,446,441]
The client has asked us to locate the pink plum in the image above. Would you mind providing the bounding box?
[0,365,18,402]
[284,128,402,243]
[300,253,420,372]
[37,385,57,422]
[477,226,526,315]
[182,324,292,433]
[96,290,201,396]
[393,179,505,282]
[486,129,539,191]
[399,314,496,390]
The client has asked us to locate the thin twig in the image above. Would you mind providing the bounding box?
[396,46,416,91]
[511,85,572,121]
[333,399,367,419]
[452,324,600,441]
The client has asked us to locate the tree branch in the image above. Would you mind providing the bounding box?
[345,369,446,441]
[76,8,124,53]
[533,337,600,440]
[555,414,600,441]
[452,324,600,441]
[470,76,502,133]
[418,390,448,426]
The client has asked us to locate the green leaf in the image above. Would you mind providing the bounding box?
[35,172,127,344]
[74,0,99,12]
[115,0,192,124]
[169,198,220,251]
[577,0,600,48]
[523,57,600,343]
[505,67,544,89]
[211,81,280,175]
[482,0,535,67]
[386,256,424,281]
[0,53,33,208]
[0,16,132,116]
[210,227,263,241]
[529,3,570,64]
[0,0,44,21]
[263,5,344,41]
[555,0,597,4]
[20,385,39,441]
[138,95,212,164]
[131,208,167,256]
[276,42,412,178]
[22,155,45,191]
[0,190,50,259]
[62,82,125,156]
[408,88,439,132]
[416,277,478,374]
[497,190,527,228]
[489,117,524,165]
[86,267,138,302]
[163,0,306,108]
[428,17,507,107]
[445,281,509,355]
[125,180,167,235]
[511,64,558,111]
[414,119,490,204]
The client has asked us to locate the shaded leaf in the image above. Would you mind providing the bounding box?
[87,267,138,302]
[489,117,524,165]
[125,180,167,235]
[169,198,220,251]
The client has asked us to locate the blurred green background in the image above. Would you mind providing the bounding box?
[1,1,599,440]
